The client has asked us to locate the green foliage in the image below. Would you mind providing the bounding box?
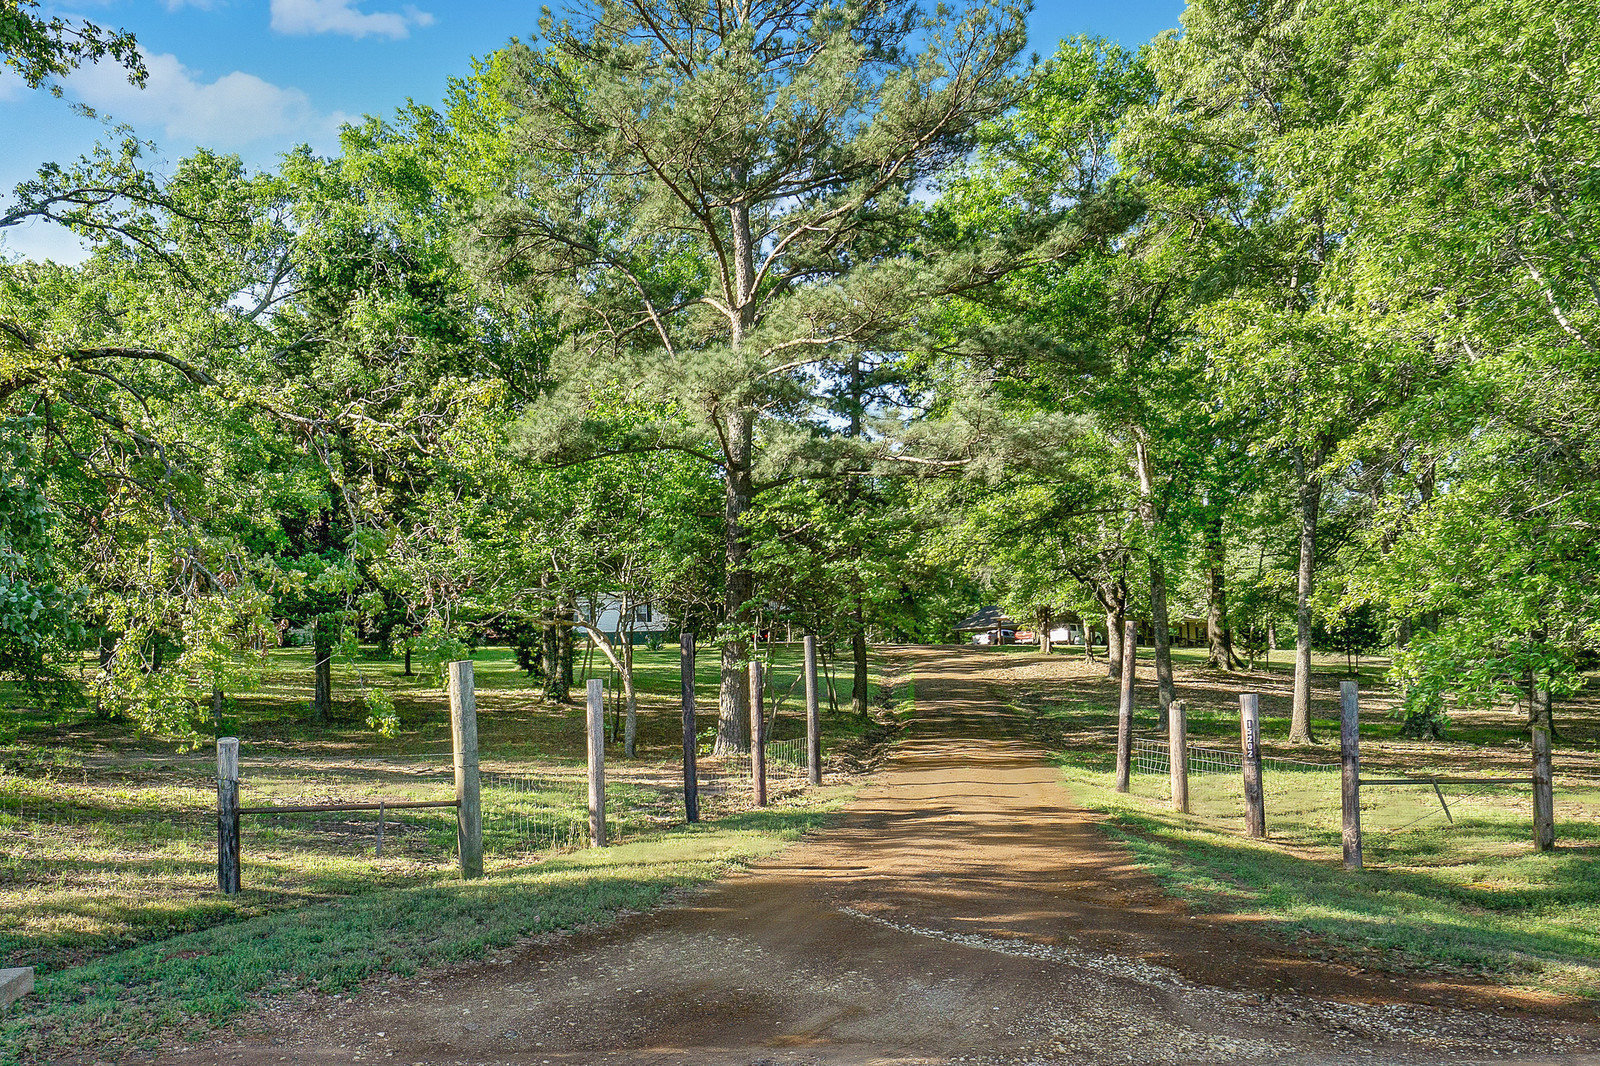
[0,0,144,94]
[0,418,82,700]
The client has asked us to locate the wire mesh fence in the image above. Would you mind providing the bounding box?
[1126,736,1578,855]
[718,737,809,781]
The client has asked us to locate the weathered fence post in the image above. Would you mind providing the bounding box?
[1533,713,1555,852]
[804,634,821,786]
[1169,698,1189,813]
[587,678,607,846]
[1115,621,1136,793]
[216,737,240,894]
[749,660,767,807]
[449,660,483,878]
[1340,680,1362,870]
[680,633,699,824]
[1239,692,1265,838]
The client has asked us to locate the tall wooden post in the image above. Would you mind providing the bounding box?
[748,659,768,800]
[748,661,767,806]
[680,634,699,824]
[587,678,607,846]
[1533,714,1555,852]
[804,635,821,786]
[216,737,240,894]
[1240,692,1265,838]
[1168,699,1189,813]
[1115,621,1136,792]
[449,661,483,878]
[1340,680,1363,869]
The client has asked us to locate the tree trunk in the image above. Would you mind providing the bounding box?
[540,572,566,702]
[1134,440,1176,723]
[851,607,869,719]
[715,415,755,754]
[95,629,114,717]
[714,183,765,755]
[1203,511,1237,670]
[403,643,413,676]
[1148,555,1177,728]
[212,683,224,736]
[1290,449,1321,744]
[559,593,575,692]
[1528,669,1558,739]
[1105,607,1123,681]
[1038,605,1053,656]
[313,620,333,723]
[622,600,638,758]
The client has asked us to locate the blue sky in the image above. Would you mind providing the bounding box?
[2,1,1185,261]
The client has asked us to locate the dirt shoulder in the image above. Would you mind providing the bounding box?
[166,645,1599,1066]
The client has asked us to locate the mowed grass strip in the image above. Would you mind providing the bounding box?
[983,649,1600,998]
[1054,754,1600,997]
[0,797,849,1066]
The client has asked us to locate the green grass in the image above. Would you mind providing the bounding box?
[0,640,877,1063]
[1015,679,1600,998]
[0,796,850,1065]
[1076,789,1600,996]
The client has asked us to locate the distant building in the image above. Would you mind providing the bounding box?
[581,594,673,645]
[954,605,1016,645]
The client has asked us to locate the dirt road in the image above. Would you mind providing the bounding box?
[181,647,1598,1065]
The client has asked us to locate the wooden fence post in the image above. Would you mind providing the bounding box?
[216,737,240,894]
[804,634,821,786]
[678,630,697,819]
[1169,699,1188,813]
[1340,680,1363,870]
[1533,715,1555,852]
[587,678,607,846]
[1115,621,1136,793]
[1239,692,1265,838]
[749,660,767,807]
[449,660,483,878]
[680,633,699,824]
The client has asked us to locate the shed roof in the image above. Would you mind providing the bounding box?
[954,605,1014,632]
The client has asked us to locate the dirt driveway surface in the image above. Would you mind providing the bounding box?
[176,647,1599,1066]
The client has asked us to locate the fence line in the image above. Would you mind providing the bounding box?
[1128,735,1547,839]
[719,737,808,783]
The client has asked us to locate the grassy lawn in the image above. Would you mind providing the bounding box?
[994,644,1600,998]
[0,802,850,1065]
[0,640,882,1064]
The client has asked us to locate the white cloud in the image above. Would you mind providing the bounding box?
[68,51,349,151]
[269,0,434,40]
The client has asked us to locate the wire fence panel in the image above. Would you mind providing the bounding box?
[1126,735,1579,857]
[721,738,810,782]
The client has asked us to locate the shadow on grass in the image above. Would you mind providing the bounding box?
[1098,806,1600,981]
[0,792,849,1066]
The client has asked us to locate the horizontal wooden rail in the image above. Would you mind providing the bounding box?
[238,799,457,815]
[1358,777,1528,787]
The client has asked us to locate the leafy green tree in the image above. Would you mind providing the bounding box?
[0,417,82,701]
[478,0,1026,751]
[0,0,144,93]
